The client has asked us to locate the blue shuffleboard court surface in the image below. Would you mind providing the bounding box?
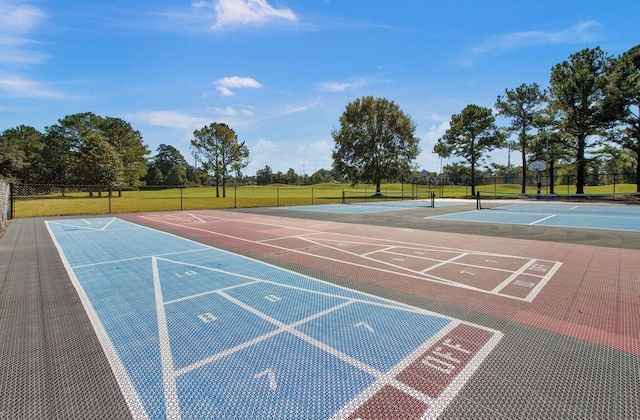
[429,203,640,232]
[46,217,502,419]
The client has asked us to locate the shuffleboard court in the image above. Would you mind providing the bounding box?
[46,218,502,419]
[429,202,640,232]
[125,210,640,356]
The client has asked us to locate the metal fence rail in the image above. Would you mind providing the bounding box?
[11,183,437,218]
[9,174,639,219]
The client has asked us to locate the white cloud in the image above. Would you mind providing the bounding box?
[318,78,366,92]
[214,106,239,116]
[422,120,450,145]
[0,1,48,65]
[125,110,210,130]
[472,20,603,55]
[245,137,333,175]
[214,75,262,96]
[280,105,308,115]
[417,120,451,172]
[254,138,278,152]
[194,0,297,30]
[0,75,69,99]
[279,97,321,116]
[0,0,46,34]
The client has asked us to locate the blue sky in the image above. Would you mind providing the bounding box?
[1,0,638,177]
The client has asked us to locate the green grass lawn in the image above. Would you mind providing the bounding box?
[12,182,638,218]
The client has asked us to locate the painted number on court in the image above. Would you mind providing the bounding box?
[421,337,471,375]
[264,295,281,302]
[197,312,218,323]
[175,270,198,278]
[254,368,277,391]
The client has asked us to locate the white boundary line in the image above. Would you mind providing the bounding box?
[139,213,561,301]
[530,214,557,225]
[151,257,181,419]
[45,221,150,420]
[47,216,506,420]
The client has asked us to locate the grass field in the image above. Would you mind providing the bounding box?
[11,182,639,218]
[13,183,431,218]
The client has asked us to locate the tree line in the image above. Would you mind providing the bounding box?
[327,45,639,197]
[434,45,640,195]
[2,45,638,196]
[0,114,342,190]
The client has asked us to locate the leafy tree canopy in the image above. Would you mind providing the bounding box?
[191,123,249,197]
[332,96,420,194]
[434,104,503,195]
[496,83,547,193]
[549,47,623,193]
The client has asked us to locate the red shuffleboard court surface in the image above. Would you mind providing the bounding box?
[123,210,639,356]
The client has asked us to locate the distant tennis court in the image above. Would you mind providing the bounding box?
[429,201,640,232]
[285,199,462,214]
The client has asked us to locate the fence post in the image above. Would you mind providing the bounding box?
[109,187,112,214]
[277,187,280,207]
[180,186,183,211]
[311,187,314,205]
[234,185,237,208]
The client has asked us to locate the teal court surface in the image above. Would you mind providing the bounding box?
[45,217,502,419]
[428,202,640,232]
[283,199,461,214]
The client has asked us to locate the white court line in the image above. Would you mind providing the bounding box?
[149,218,474,290]
[101,217,117,231]
[296,236,465,288]
[152,257,181,419]
[420,329,504,419]
[362,245,396,256]
[156,256,440,314]
[45,221,150,420]
[140,214,561,300]
[48,218,117,232]
[142,213,532,257]
[48,217,505,419]
[524,261,563,302]
[421,253,468,273]
[220,292,381,377]
[71,247,210,269]
[529,214,557,225]
[178,300,356,376]
[188,213,207,223]
[491,259,538,294]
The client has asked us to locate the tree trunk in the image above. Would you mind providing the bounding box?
[576,135,586,194]
[222,175,226,198]
[636,156,640,193]
[548,160,556,194]
[470,163,476,196]
[521,137,527,194]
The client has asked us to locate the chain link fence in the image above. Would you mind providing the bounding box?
[11,183,435,218]
[427,172,639,197]
[0,179,10,233]
[8,174,638,219]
